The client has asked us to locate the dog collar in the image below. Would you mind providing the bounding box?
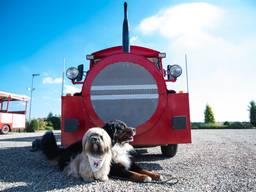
[87,154,106,172]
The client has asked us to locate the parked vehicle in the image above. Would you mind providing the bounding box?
[0,91,29,134]
[61,2,191,157]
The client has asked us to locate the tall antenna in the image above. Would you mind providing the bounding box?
[61,58,66,96]
[185,54,189,93]
[122,2,130,52]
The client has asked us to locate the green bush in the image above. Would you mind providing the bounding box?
[51,116,61,130]
[47,113,61,130]
[223,121,230,126]
[191,122,254,129]
[26,119,39,132]
[38,119,48,130]
[228,122,254,129]
[45,126,53,131]
[241,122,254,129]
[191,122,227,129]
[47,116,60,130]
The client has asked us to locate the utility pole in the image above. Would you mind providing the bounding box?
[29,73,40,122]
[185,54,189,93]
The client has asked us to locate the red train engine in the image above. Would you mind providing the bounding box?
[62,3,191,157]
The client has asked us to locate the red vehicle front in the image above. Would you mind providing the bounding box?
[61,3,191,157]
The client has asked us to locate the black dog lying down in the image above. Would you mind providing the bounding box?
[41,120,161,182]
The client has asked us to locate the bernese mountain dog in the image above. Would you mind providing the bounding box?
[40,120,161,182]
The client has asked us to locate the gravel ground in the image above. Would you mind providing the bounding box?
[0,129,256,192]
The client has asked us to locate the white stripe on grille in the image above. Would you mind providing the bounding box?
[91,94,158,100]
[91,84,157,91]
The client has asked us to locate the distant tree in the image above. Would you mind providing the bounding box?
[204,104,215,124]
[47,112,61,130]
[47,112,53,120]
[249,101,256,127]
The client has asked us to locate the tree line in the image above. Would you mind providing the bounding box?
[196,100,256,129]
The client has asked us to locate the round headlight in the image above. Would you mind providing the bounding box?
[170,65,182,78]
[66,67,79,80]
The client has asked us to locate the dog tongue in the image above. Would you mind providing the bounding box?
[87,155,106,172]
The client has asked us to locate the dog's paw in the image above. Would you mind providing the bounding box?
[152,173,162,181]
[100,176,109,181]
[143,176,152,182]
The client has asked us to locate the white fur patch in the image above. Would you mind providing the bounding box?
[111,143,134,170]
[87,154,106,172]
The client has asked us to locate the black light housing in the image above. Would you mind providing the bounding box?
[76,64,84,81]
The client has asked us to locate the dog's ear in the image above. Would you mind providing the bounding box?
[114,120,127,130]
[82,131,90,153]
[103,123,115,139]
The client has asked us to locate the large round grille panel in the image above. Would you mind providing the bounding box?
[90,62,159,127]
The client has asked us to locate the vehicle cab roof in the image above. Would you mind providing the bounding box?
[0,91,30,101]
[91,45,160,59]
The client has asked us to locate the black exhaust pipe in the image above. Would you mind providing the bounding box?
[122,2,130,53]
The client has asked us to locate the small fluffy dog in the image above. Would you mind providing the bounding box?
[41,120,161,182]
[42,128,112,181]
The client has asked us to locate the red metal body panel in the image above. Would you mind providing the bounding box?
[89,46,164,72]
[83,53,166,134]
[61,95,97,146]
[61,47,191,146]
[132,93,191,146]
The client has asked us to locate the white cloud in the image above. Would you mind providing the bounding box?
[43,77,62,84]
[137,3,256,122]
[139,2,224,48]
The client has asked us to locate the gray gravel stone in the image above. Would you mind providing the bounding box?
[0,129,256,192]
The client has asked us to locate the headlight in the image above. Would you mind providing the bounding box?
[66,67,79,80]
[169,65,182,78]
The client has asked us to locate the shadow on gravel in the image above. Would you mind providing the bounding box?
[0,133,61,142]
[134,148,170,162]
[135,153,168,161]
[0,146,91,192]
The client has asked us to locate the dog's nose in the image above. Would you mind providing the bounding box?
[129,127,136,134]
[91,137,99,143]
[132,128,135,133]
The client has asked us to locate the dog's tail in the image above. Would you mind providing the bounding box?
[41,131,60,160]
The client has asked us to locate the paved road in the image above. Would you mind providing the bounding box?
[0,129,256,192]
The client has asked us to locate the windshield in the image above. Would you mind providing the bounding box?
[0,100,27,114]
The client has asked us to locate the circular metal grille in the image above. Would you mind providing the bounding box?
[90,62,159,127]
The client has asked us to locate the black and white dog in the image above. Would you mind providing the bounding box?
[40,120,161,182]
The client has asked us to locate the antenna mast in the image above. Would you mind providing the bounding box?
[185,54,189,93]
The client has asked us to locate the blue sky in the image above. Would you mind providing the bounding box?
[1,0,256,122]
